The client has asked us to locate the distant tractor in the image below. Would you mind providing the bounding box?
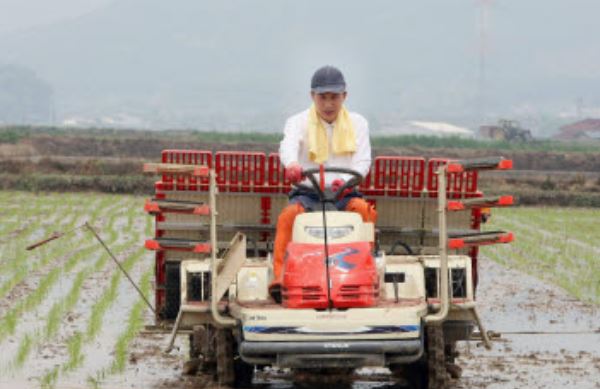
[479,119,533,142]
[143,150,515,388]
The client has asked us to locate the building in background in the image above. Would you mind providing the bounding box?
[554,118,600,140]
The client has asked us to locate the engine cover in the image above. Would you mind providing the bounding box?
[282,242,379,309]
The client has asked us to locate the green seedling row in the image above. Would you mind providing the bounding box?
[53,246,147,386]
[0,241,97,342]
[0,212,104,305]
[0,202,122,342]
[110,268,153,374]
[483,207,600,304]
[0,192,151,388]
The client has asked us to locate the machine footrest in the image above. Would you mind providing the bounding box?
[144,198,210,215]
[447,157,513,173]
[143,162,210,177]
[447,195,514,211]
[145,238,211,253]
[448,231,513,249]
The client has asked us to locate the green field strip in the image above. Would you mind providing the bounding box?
[483,244,599,304]
[84,246,146,343]
[486,224,589,269]
[490,210,599,259]
[110,268,153,373]
[499,208,600,245]
[496,219,599,272]
[0,200,125,341]
[38,246,147,388]
[0,199,114,303]
[490,216,599,263]
[486,208,600,292]
[0,195,102,270]
[0,235,80,303]
[87,267,153,387]
[0,192,148,388]
[481,211,600,304]
[0,240,98,342]
[0,202,51,247]
[10,254,106,370]
[484,226,598,286]
[505,214,600,247]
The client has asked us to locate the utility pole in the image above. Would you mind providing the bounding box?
[477,0,492,123]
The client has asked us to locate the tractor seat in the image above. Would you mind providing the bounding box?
[305,202,338,212]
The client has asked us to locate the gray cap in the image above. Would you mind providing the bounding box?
[311,66,346,94]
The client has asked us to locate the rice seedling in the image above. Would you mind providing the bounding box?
[84,246,146,342]
[64,331,84,371]
[110,268,152,373]
[0,201,123,341]
[14,334,32,368]
[483,207,600,304]
[0,192,158,387]
[53,246,147,383]
[40,366,59,389]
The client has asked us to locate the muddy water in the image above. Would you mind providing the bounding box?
[84,257,598,389]
[455,258,600,389]
[1,234,598,388]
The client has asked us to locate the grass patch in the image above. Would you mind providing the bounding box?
[483,207,600,304]
[110,269,153,373]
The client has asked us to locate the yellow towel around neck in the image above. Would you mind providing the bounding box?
[307,104,357,164]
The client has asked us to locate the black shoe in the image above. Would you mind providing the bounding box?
[269,284,282,304]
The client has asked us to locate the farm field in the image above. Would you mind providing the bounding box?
[484,207,600,304]
[0,191,598,388]
[0,191,163,389]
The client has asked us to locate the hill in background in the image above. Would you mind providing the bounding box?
[0,0,599,134]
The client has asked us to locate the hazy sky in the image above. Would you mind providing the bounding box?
[0,0,113,35]
[0,0,599,131]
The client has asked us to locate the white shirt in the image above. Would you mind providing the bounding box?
[279,108,372,186]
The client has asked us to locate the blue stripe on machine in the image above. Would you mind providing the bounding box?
[243,325,420,335]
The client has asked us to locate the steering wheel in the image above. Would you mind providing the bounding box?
[293,167,363,202]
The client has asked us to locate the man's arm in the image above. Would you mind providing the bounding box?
[279,116,301,167]
[350,115,372,178]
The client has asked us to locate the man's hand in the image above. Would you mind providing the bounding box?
[284,162,303,184]
[331,178,352,197]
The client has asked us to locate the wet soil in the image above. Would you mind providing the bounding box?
[454,258,600,389]
[74,257,598,389]
[0,202,597,388]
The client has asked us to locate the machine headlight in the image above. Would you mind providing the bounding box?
[305,225,354,239]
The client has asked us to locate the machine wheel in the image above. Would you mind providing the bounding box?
[426,324,448,389]
[215,328,254,388]
[189,325,216,374]
[390,325,448,389]
[390,362,426,389]
[164,262,180,319]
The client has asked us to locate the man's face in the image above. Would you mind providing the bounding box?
[311,91,347,123]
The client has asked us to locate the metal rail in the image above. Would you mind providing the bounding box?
[209,169,236,327]
[425,165,449,323]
